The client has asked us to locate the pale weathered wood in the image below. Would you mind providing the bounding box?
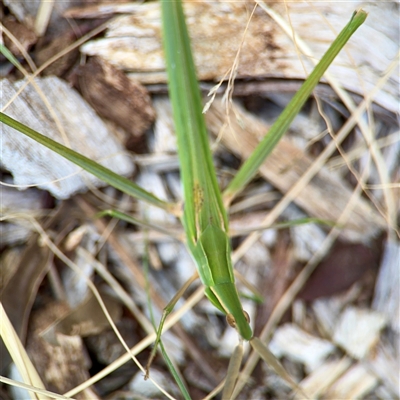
[1,77,134,199]
[150,95,386,241]
[79,1,399,113]
[372,239,400,333]
[205,99,386,242]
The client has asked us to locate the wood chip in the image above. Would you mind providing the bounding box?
[206,99,385,242]
[285,205,327,262]
[1,76,134,199]
[0,186,44,245]
[333,306,387,359]
[78,1,398,113]
[366,341,400,397]
[296,357,353,399]
[129,369,180,398]
[136,169,176,225]
[372,238,400,333]
[28,329,93,396]
[2,16,37,57]
[153,97,180,154]
[323,363,378,399]
[40,293,122,345]
[4,0,73,36]
[34,30,79,76]
[62,225,101,308]
[269,323,335,372]
[312,296,345,337]
[78,57,155,142]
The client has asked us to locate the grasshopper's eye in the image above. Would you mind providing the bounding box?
[226,310,250,328]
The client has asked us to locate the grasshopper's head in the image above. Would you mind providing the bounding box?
[226,309,252,340]
[206,282,253,341]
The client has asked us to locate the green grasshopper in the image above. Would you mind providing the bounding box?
[0,1,367,398]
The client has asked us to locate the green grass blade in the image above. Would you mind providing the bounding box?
[161,0,253,342]
[156,337,191,400]
[0,44,21,69]
[161,0,228,239]
[97,209,182,240]
[223,10,368,203]
[0,112,175,212]
[143,234,191,400]
[230,217,338,237]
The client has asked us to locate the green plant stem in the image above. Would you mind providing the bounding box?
[223,9,368,204]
